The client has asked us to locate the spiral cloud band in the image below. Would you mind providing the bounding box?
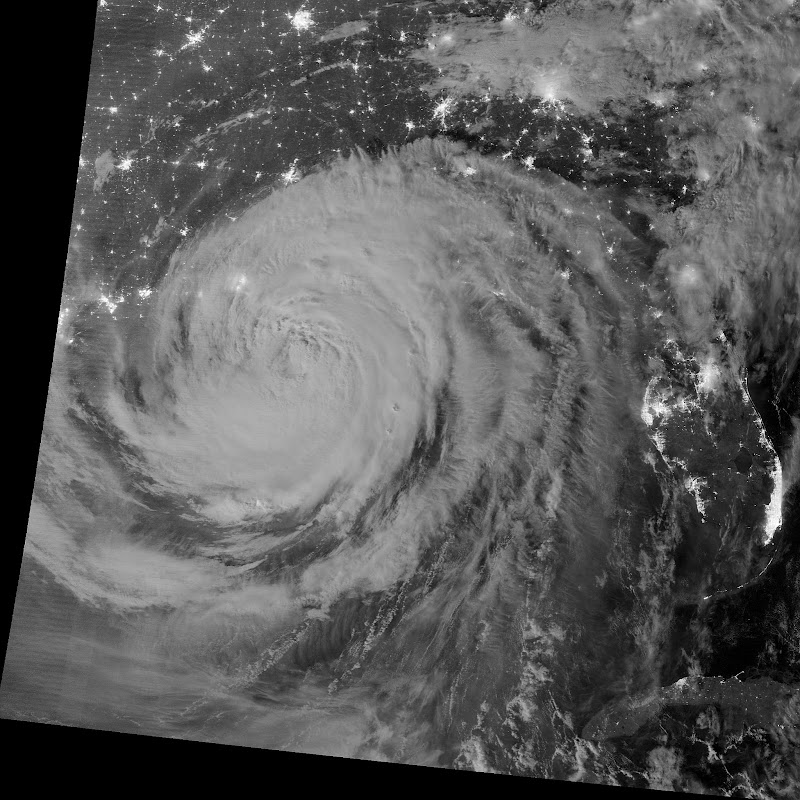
[52,138,646,602]
[21,137,763,768]
[5,0,797,784]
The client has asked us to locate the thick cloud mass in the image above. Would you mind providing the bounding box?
[7,135,793,779]
[39,139,650,601]
[4,0,798,790]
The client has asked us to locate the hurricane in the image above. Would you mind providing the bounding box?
[3,0,799,793]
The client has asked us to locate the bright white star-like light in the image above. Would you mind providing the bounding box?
[433,96,455,125]
[288,9,314,32]
[281,160,301,185]
[179,23,211,51]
